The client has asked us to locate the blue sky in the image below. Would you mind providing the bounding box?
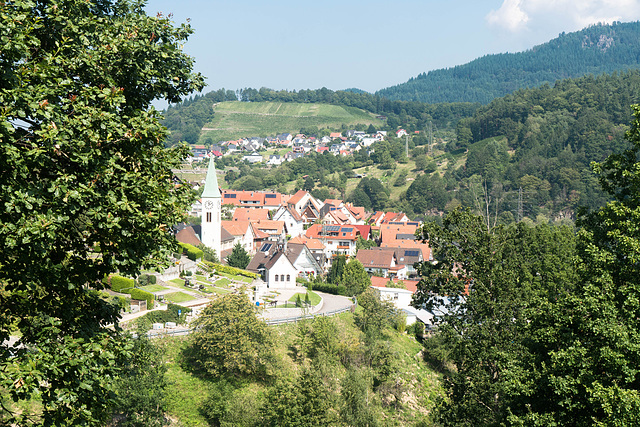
[144,0,640,95]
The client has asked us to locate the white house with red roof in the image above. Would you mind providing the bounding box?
[396,129,408,138]
[273,205,305,238]
[369,277,433,326]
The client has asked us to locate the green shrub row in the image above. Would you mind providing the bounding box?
[213,263,258,279]
[110,275,135,292]
[179,242,204,261]
[129,288,155,307]
[305,282,347,296]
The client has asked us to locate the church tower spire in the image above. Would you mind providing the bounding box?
[200,155,222,258]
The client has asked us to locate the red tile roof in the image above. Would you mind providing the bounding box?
[232,208,269,222]
[370,276,419,293]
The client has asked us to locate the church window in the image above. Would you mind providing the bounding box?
[275,275,279,281]
[206,212,212,222]
[286,274,290,282]
[281,274,284,281]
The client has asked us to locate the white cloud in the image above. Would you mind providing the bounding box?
[486,0,640,33]
[486,0,529,32]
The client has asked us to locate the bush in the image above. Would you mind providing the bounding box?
[134,303,192,332]
[137,274,157,286]
[129,288,154,308]
[179,242,204,261]
[111,275,135,293]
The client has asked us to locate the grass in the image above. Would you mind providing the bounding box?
[158,337,211,426]
[163,292,196,303]
[169,278,185,286]
[200,101,384,142]
[141,284,169,292]
[215,277,231,287]
[288,291,321,306]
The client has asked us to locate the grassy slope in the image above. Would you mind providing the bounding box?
[201,101,385,142]
[160,312,442,426]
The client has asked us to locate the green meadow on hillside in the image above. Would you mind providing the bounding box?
[201,101,384,142]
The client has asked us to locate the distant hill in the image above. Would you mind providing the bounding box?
[199,101,384,143]
[376,21,640,104]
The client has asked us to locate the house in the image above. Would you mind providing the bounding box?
[246,242,298,289]
[251,219,286,243]
[305,224,361,260]
[242,152,263,164]
[329,132,342,139]
[369,277,431,326]
[232,207,269,222]
[267,155,284,166]
[355,248,407,279]
[221,190,284,210]
[396,129,408,138]
[190,144,208,159]
[277,133,293,141]
[289,235,327,271]
[273,205,305,238]
[221,220,256,255]
[343,204,367,225]
[287,190,321,216]
[174,223,202,247]
[321,209,350,225]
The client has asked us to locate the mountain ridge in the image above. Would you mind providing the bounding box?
[376,21,640,104]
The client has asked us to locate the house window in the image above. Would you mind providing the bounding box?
[206,212,212,222]
[275,275,279,282]
[286,274,290,282]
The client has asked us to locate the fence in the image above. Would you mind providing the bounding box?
[264,305,354,326]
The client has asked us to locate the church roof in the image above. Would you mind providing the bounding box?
[201,156,221,198]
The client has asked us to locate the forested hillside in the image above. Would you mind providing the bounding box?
[434,70,640,222]
[377,21,640,104]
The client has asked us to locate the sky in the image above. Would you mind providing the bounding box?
[144,0,640,96]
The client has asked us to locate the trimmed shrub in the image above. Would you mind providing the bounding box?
[213,263,258,279]
[179,242,204,261]
[110,275,135,293]
[129,288,154,308]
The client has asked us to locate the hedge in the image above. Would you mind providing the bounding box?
[129,288,154,308]
[110,275,135,293]
[305,282,347,296]
[179,242,203,261]
[213,263,258,279]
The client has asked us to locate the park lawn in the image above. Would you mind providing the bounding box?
[195,274,210,283]
[164,292,195,303]
[141,284,169,292]
[169,278,185,286]
[217,272,254,284]
[288,291,321,306]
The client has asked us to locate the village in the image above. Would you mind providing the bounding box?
[189,127,412,163]
[170,154,435,326]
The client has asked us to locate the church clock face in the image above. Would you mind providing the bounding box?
[204,200,214,209]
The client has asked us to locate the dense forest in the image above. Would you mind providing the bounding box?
[377,21,640,104]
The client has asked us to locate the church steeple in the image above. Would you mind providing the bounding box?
[202,155,221,199]
[200,155,222,258]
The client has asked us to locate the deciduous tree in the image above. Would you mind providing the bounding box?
[0,0,203,424]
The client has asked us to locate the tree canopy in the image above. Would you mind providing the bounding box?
[0,0,203,424]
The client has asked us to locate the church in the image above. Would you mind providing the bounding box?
[199,155,222,258]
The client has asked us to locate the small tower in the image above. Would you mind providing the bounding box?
[200,155,222,258]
